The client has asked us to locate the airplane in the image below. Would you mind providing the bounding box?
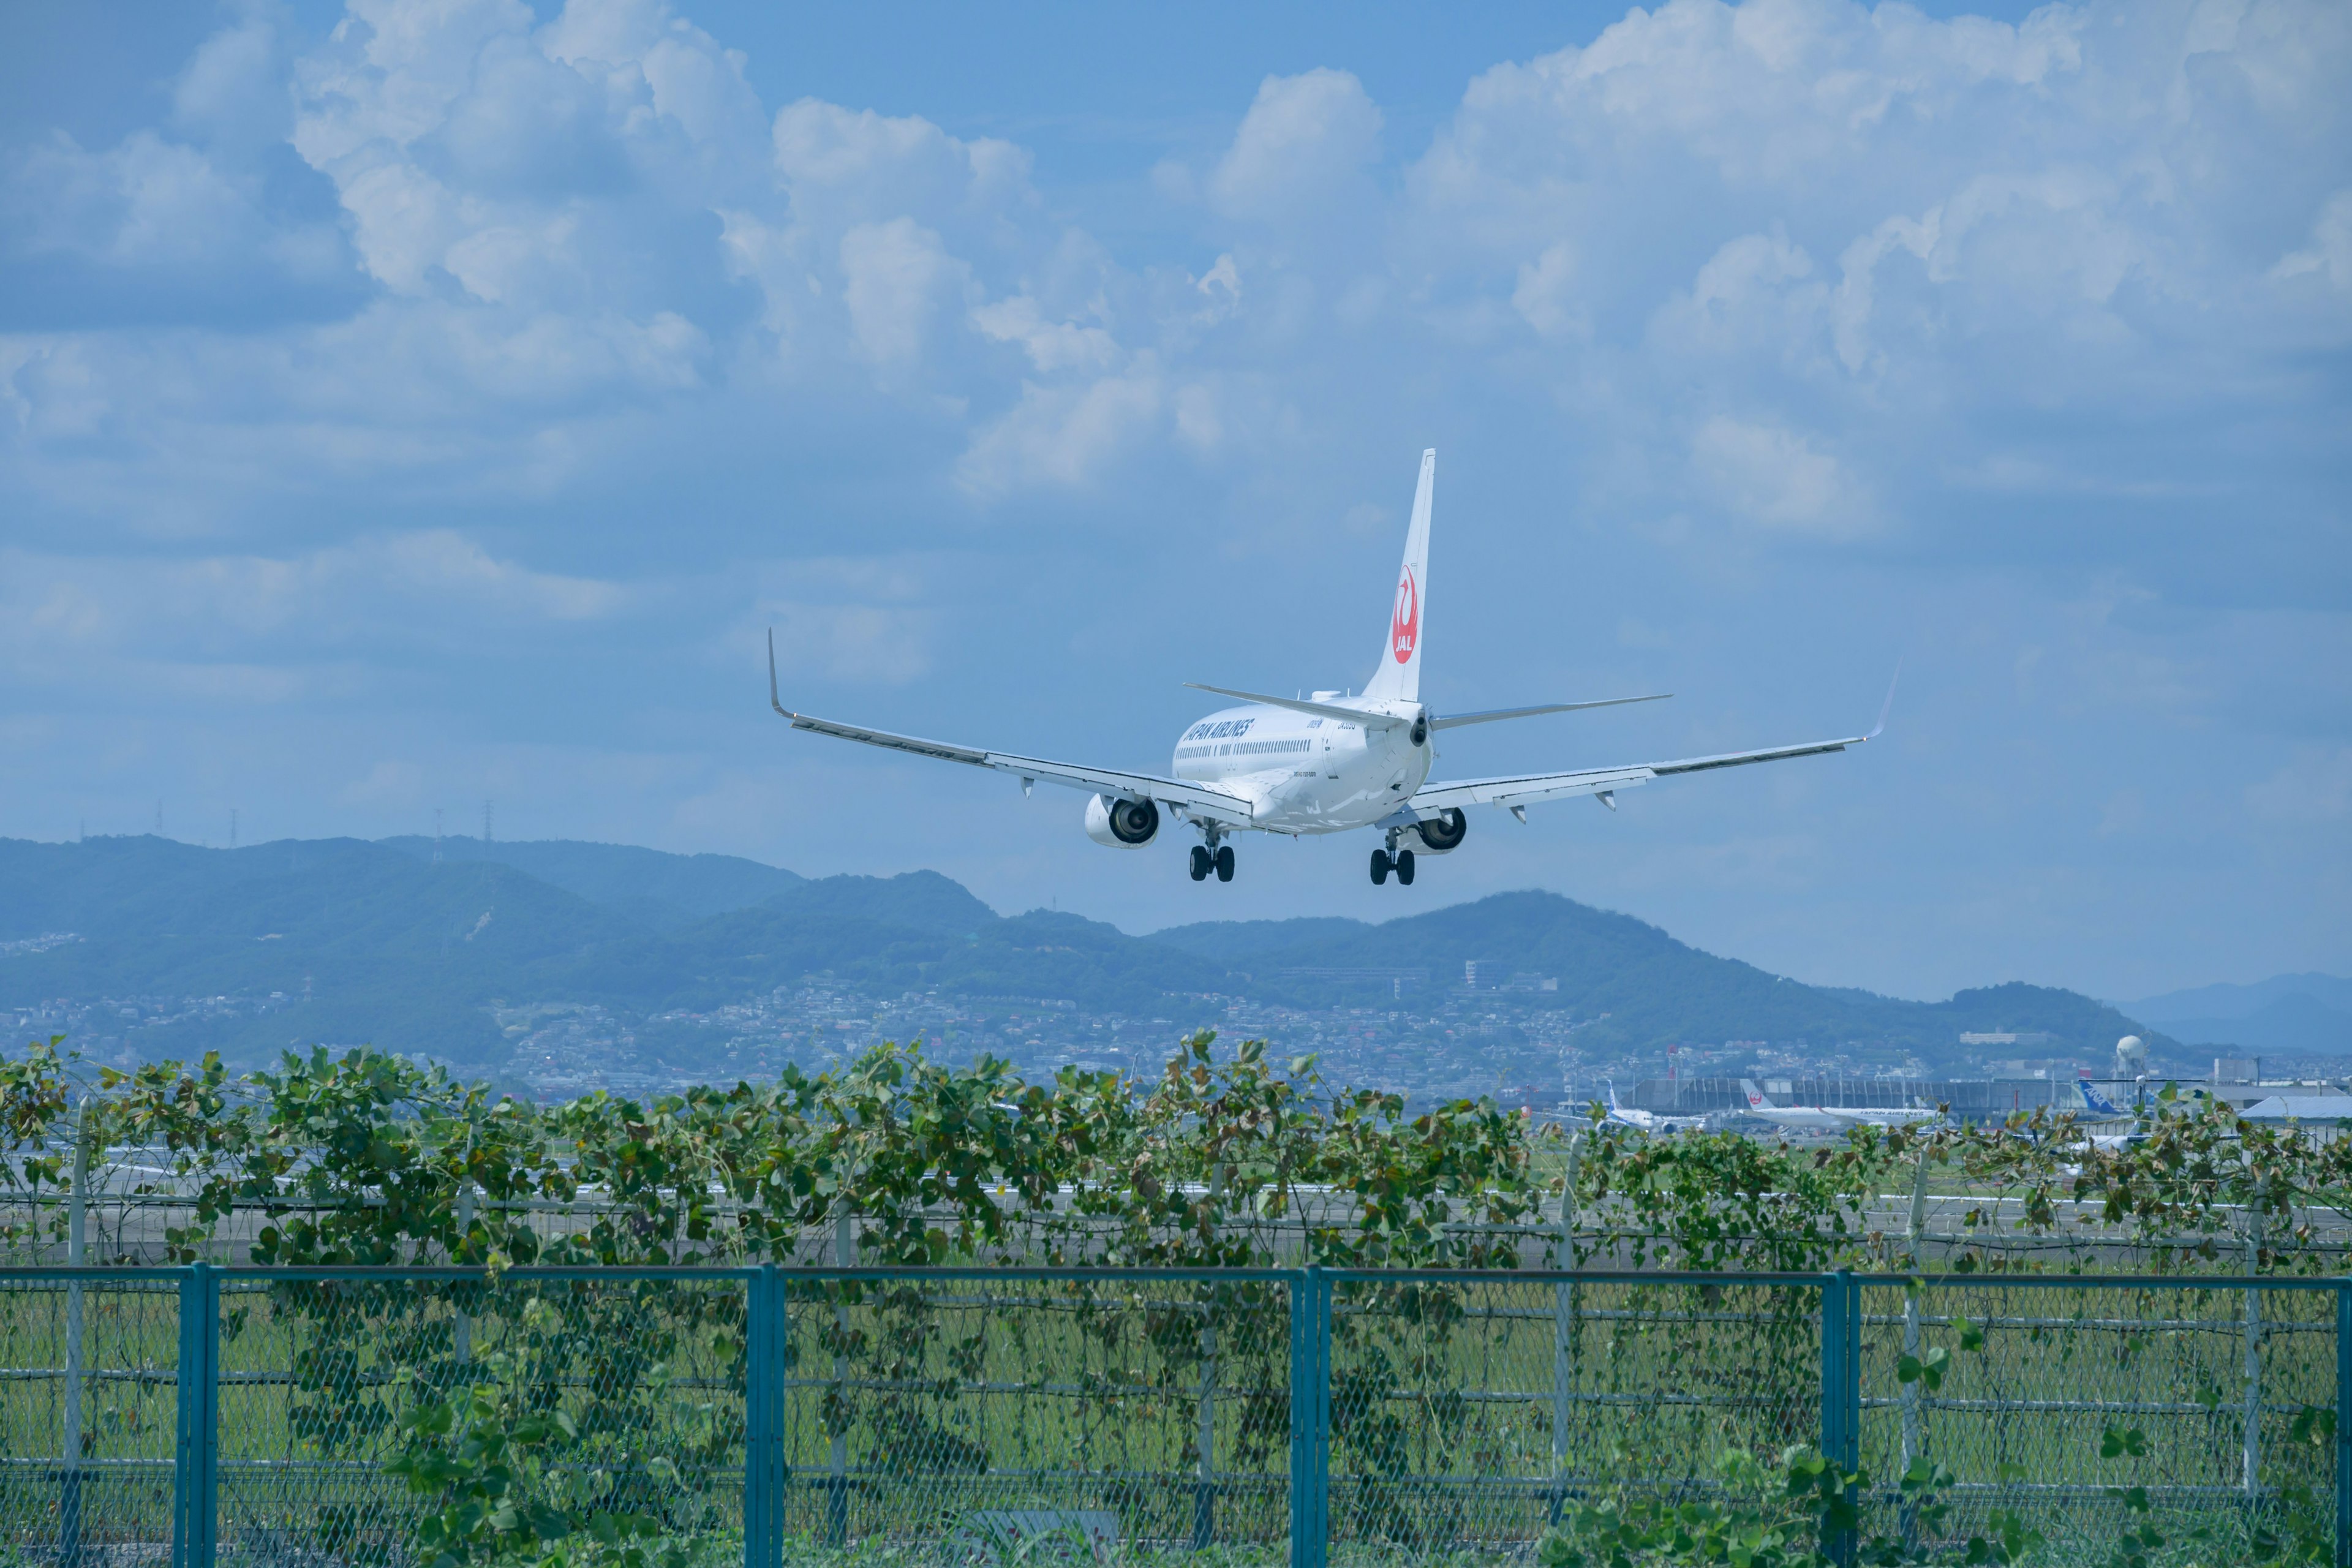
[1598,1082,1706,1133]
[1738,1079,1942,1131]
[769,449,1885,886]
[2072,1080,2141,1150]
[2079,1081,2133,1118]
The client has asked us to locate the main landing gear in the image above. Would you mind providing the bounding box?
[1370,847,1415,886]
[1190,843,1235,883]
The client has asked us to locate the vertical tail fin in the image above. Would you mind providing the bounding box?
[1363,448,1433,703]
[2080,1082,2122,1117]
[1740,1078,1771,1110]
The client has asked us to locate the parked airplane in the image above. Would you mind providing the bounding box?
[1738,1080,1941,1131]
[2073,1081,2141,1150]
[770,450,1883,886]
[1599,1082,1706,1133]
[2079,1081,2133,1118]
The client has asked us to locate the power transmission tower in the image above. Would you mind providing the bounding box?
[432,807,444,864]
[483,800,493,843]
[230,809,238,848]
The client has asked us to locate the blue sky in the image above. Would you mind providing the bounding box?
[1,0,2344,1004]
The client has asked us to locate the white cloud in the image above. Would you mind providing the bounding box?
[1512,243,1582,339]
[4,130,307,273]
[2273,189,2352,291]
[956,368,1166,496]
[0,532,630,669]
[1207,69,1383,224]
[970,295,1120,375]
[1691,416,1871,537]
[839,219,969,367]
[2248,747,2352,825]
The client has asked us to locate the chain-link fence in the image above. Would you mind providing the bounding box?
[0,1268,2342,1567]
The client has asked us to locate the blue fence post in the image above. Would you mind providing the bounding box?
[1287,1268,1330,1568]
[745,1265,776,1568]
[171,1262,218,1568]
[2335,1281,2348,1568]
[1819,1272,1857,1567]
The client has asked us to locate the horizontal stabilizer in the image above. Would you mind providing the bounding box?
[1431,693,1670,731]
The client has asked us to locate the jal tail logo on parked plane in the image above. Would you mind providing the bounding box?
[1390,566,1418,663]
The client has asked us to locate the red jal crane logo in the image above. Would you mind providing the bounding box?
[1390,566,1418,663]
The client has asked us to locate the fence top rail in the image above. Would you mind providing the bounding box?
[0,1264,1302,1284]
[1328,1267,2352,1291]
[0,1262,2342,1290]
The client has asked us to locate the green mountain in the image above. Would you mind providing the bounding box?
[379,835,803,930]
[1156,896,2164,1061]
[0,835,641,1062]
[0,835,2168,1072]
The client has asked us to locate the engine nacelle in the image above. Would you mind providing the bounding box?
[1085,793,1160,848]
[1406,806,1468,854]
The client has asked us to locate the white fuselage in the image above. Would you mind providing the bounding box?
[1741,1101,1849,1133]
[1169,695,1432,834]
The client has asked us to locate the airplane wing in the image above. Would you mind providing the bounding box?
[772,635,1258,826]
[1409,731,1874,815]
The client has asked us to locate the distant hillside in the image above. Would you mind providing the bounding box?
[1156,895,2164,1062]
[1150,916,1370,965]
[2118,974,2352,1053]
[1,835,2171,1074]
[0,836,638,1061]
[380,836,801,929]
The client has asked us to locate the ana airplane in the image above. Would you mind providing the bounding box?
[2079,1081,2133,1119]
[1738,1080,1941,1132]
[769,450,1883,886]
[2073,1081,2141,1150]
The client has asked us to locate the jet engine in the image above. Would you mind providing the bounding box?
[1085,793,1160,848]
[1406,806,1468,854]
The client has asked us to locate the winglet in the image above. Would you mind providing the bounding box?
[1868,660,1902,741]
[767,628,791,719]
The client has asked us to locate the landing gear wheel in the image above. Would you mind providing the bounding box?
[1370,849,1390,886]
[1189,845,1212,881]
[1214,845,1235,883]
[1393,849,1416,886]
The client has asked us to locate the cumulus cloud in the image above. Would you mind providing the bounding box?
[1207,69,1384,224]
[956,368,1166,497]
[0,532,630,670]
[1690,415,1872,537]
[2248,747,2352,825]
[2273,189,2352,292]
[839,219,968,366]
